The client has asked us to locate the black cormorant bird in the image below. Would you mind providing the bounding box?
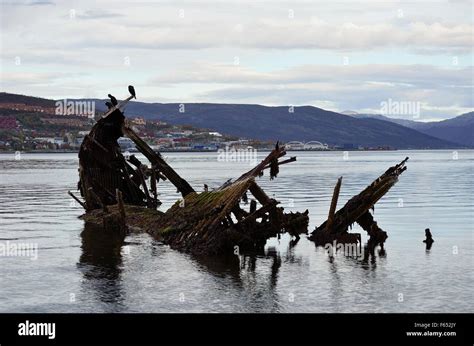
[128,85,136,99]
[108,94,118,106]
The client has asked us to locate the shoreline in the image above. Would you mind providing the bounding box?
[0,148,470,154]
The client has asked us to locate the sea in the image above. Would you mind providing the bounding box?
[0,150,472,312]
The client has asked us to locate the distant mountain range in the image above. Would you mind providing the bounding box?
[0,92,56,107]
[348,112,474,147]
[1,92,472,149]
[93,101,468,149]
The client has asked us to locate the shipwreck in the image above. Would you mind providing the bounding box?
[309,157,408,255]
[71,87,309,256]
[70,87,407,257]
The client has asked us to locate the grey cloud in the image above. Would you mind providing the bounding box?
[0,0,472,121]
[1,0,55,6]
[27,0,54,5]
[2,2,472,52]
[76,10,124,20]
[151,64,473,89]
[193,76,472,120]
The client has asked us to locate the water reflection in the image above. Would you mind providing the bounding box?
[283,242,304,265]
[192,248,284,287]
[361,242,389,267]
[245,248,282,312]
[190,247,285,312]
[266,247,282,289]
[319,238,388,270]
[328,260,343,309]
[77,222,125,310]
[193,253,242,284]
[77,219,392,313]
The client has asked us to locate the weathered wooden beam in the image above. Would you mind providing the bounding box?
[248,182,272,205]
[68,190,86,209]
[89,176,118,203]
[123,125,195,197]
[88,187,108,213]
[237,200,279,226]
[226,214,234,225]
[231,205,247,221]
[326,176,342,232]
[263,156,296,170]
[102,95,134,119]
[119,159,142,203]
[232,143,287,184]
[79,165,94,210]
[116,188,126,227]
[128,155,167,181]
[310,158,409,243]
[91,137,109,153]
[250,199,257,213]
[150,166,158,207]
[137,167,154,208]
[341,177,396,228]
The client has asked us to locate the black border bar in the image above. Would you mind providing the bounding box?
[0,313,472,345]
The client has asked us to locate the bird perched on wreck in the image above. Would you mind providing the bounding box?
[128,85,136,99]
[108,94,118,106]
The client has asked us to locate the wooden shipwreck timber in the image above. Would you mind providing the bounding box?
[309,157,409,253]
[72,87,309,256]
[71,87,408,257]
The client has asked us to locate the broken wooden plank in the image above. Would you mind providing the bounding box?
[137,167,154,209]
[248,182,272,205]
[116,188,127,233]
[150,166,158,207]
[237,200,279,226]
[68,190,86,210]
[326,176,342,232]
[102,94,134,119]
[263,156,296,171]
[122,124,195,197]
[88,187,108,213]
[309,158,408,246]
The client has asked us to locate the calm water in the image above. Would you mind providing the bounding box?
[0,150,472,313]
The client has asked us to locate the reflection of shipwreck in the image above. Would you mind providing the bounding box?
[71,87,309,256]
[70,87,407,257]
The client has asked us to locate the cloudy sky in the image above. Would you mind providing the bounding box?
[0,0,472,121]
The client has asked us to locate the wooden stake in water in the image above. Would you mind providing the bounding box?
[326,176,343,232]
